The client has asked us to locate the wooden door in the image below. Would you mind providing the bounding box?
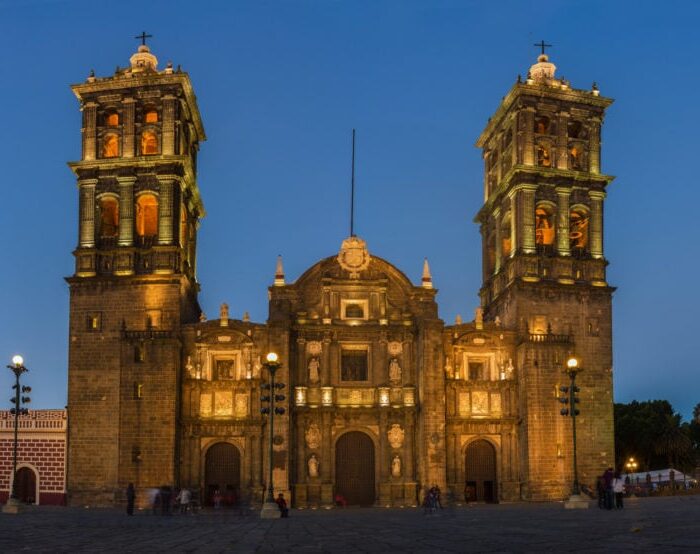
[15,467,36,504]
[335,432,375,506]
[204,443,241,506]
[465,439,497,503]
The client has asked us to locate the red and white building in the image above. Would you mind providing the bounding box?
[0,410,67,505]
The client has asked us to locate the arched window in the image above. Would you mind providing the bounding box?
[136,194,158,238]
[537,144,552,167]
[569,145,583,170]
[535,205,555,246]
[102,134,119,158]
[567,120,583,138]
[534,116,550,134]
[501,213,512,259]
[98,197,119,238]
[105,113,119,126]
[570,208,590,250]
[141,131,159,155]
[145,110,158,123]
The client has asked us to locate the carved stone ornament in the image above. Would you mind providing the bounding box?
[387,424,405,449]
[387,341,402,356]
[307,341,323,356]
[305,423,322,449]
[337,236,371,278]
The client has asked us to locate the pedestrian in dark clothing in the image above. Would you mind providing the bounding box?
[161,486,172,515]
[603,467,614,510]
[126,483,136,516]
[275,493,289,517]
[596,475,606,509]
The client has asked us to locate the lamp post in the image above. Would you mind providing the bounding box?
[3,355,31,514]
[559,356,587,509]
[260,352,285,518]
[625,457,638,475]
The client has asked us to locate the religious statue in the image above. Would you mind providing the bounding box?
[305,424,321,450]
[505,358,515,379]
[444,357,452,378]
[308,454,319,478]
[475,307,484,329]
[389,358,401,383]
[185,356,195,378]
[219,303,229,326]
[253,356,262,378]
[391,455,401,478]
[308,357,320,383]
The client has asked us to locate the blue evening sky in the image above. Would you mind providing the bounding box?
[0,0,698,420]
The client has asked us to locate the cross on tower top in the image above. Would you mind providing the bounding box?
[533,40,552,56]
[135,31,153,46]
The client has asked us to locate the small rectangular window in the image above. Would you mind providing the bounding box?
[87,313,102,331]
[216,359,236,380]
[341,349,368,381]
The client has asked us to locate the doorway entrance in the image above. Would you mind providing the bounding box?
[464,439,497,503]
[15,467,37,504]
[335,431,375,506]
[204,443,241,506]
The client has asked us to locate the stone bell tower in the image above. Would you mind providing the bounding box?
[66,40,206,506]
[475,50,615,499]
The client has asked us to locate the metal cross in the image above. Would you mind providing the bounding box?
[135,31,153,46]
[533,40,552,55]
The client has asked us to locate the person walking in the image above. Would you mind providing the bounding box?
[126,483,136,516]
[176,487,191,514]
[275,493,289,517]
[613,472,625,509]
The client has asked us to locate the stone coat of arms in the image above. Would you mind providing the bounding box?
[337,236,371,278]
[387,423,404,449]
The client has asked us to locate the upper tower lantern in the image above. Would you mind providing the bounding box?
[69,39,206,280]
[476,50,614,317]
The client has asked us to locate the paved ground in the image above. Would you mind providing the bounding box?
[1,496,699,552]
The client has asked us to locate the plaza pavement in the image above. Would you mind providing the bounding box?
[1,495,698,553]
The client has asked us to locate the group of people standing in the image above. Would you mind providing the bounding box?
[125,484,195,516]
[596,468,625,510]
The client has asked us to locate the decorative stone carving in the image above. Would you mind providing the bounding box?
[200,393,212,417]
[387,424,404,449]
[234,393,249,416]
[389,358,401,383]
[475,307,483,329]
[387,341,402,356]
[185,356,195,377]
[305,423,321,449]
[253,356,262,378]
[307,341,322,356]
[220,303,229,326]
[308,454,319,478]
[308,357,320,383]
[472,391,488,415]
[391,455,401,477]
[444,357,452,377]
[214,391,233,416]
[337,236,371,278]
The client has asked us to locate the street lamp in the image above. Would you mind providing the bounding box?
[260,352,286,519]
[3,355,31,514]
[625,457,638,474]
[558,356,586,509]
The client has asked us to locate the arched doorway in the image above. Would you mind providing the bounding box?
[15,467,37,504]
[204,443,241,507]
[335,431,375,506]
[464,439,497,503]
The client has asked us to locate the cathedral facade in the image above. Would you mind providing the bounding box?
[66,45,615,508]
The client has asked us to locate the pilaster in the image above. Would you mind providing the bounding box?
[589,190,605,259]
[588,117,601,174]
[121,98,136,158]
[556,111,569,169]
[162,95,177,155]
[157,176,176,245]
[78,178,97,248]
[117,176,136,247]
[555,188,571,256]
[521,107,535,166]
[82,103,97,161]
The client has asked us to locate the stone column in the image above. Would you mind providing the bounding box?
[508,190,518,257]
[521,107,535,166]
[157,176,175,245]
[556,111,569,169]
[589,191,605,259]
[493,207,502,274]
[162,95,177,155]
[121,98,136,158]
[322,336,332,385]
[78,178,97,248]
[588,117,601,174]
[555,188,571,256]
[297,338,306,384]
[117,176,136,246]
[82,103,97,161]
[520,186,537,254]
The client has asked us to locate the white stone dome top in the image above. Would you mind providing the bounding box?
[129,44,158,72]
[529,53,556,83]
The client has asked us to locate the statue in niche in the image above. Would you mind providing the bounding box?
[444,357,453,378]
[391,455,401,477]
[308,454,319,478]
[505,358,515,379]
[389,358,402,383]
[305,424,321,449]
[185,356,195,378]
[308,357,320,383]
[253,356,262,378]
[475,307,484,328]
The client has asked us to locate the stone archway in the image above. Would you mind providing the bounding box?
[15,466,37,504]
[204,443,241,507]
[335,431,375,506]
[464,439,497,503]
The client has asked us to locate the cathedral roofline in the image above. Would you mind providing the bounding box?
[476,82,613,149]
